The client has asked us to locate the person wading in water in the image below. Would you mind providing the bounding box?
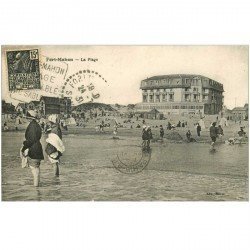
[21,110,44,187]
[45,115,65,176]
[210,122,218,149]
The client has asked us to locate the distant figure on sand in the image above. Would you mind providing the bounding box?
[45,115,65,177]
[186,130,196,142]
[21,110,44,187]
[100,120,105,132]
[238,127,247,143]
[142,125,148,148]
[3,122,8,131]
[186,130,191,142]
[159,125,164,139]
[167,122,172,130]
[113,119,119,138]
[196,123,201,137]
[146,126,153,148]
[210,122,218,149]
[142,125,152,149]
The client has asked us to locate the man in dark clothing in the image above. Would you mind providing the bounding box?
[167,122,172,130]
[22,110,44,187]
[159,125,164,139]
[197,123,201,137]
[210,122,218,148]
[146,126,153,148]
[186,130,191,142]
[142,125,148,148]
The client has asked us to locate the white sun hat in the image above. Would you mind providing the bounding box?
[48,114,58,124]
[27,110,38,119]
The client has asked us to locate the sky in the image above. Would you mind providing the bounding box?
[1,45,248,109]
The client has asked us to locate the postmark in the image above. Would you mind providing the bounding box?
[112,145,151,174]
[60,69,108,106]
[6,49,41,91]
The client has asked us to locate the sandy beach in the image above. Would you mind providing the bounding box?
[1,120,248,201]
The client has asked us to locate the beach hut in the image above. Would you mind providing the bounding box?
[147,108,164,120]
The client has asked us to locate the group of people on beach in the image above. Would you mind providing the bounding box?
[20,110,65,187]
[209,122,247,149]
[142,125,153,149]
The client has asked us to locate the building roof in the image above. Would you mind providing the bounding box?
[72,102,116,112]
[148,108,161,114]
[141,74,223,92]
[144,74,207,81]
[232,107,247,111]
[40,96,60,105]
[16,102,27,108]
[29,101,40,106]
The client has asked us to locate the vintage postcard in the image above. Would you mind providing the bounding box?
[1,45,248,201]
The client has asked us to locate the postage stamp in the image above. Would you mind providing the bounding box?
[112,145,151,174]
[9,54,69,103]
[6,49,41,91]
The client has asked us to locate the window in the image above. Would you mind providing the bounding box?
[143,95,147,102]
[169,94,174,101]
[203,95,208,100]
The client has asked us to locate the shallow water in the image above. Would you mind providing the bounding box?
[1,132,248,201]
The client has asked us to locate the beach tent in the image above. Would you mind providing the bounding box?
[219,117,228,127]
[199,119,206,129]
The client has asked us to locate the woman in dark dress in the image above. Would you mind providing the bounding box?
[21,110,44,187]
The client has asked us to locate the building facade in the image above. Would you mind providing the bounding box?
[136,74,224,115]
[231,104,248,121]
[40,96,71,116]
[2,100,16,114]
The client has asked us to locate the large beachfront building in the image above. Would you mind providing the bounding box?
[136,74,224,115]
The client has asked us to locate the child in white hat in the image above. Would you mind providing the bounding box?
[45,115,64,176]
